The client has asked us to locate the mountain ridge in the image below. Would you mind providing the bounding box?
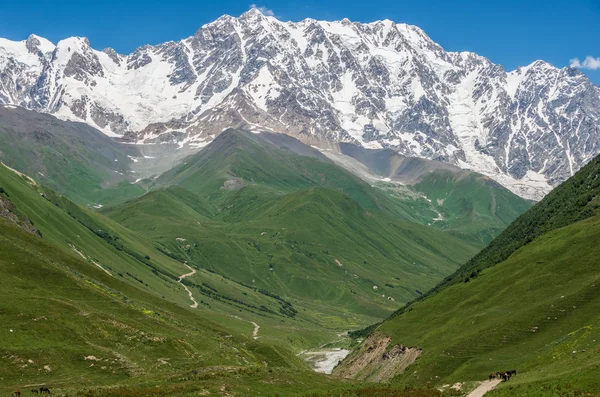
[1,9,599,200]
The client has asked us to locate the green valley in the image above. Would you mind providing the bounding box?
[337,154,600,396]
[0,121,539,396]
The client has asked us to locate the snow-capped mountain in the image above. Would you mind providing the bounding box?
[1,8,599,200]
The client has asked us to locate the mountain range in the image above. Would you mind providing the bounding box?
[1,8,599,200]
[1,7,599,396]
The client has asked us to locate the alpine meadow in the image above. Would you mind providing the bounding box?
[0,3,599,396]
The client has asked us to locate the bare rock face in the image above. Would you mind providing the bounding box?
[0,186,41,237]
[1,9,599,199]
[333,333,421,382]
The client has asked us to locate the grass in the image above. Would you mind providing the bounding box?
[413,170,532,245]
[0,216,449,396]
[0,108,143,206]
[371,214,600,392]
[406,154,600,307]
[0,218,308,393]
[0,126,537,395]
[102,184,480,325]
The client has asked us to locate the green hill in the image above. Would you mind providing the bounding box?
[0,121,536,395]
[412,170,532,244]
[0,172,318,394]
[103,183,479,325]
[0,161,467,397]
[156,129,412,218]
[336,156,600,395]
[331,142,532,245]
[0,106,146,206]
[404,154,600,308]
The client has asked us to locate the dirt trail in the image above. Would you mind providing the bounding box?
[229,315,260,339]
[178,264,198,308]
[250,321,260,339]
[466,379,501,397]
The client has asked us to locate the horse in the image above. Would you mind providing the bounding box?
[496,371,508,381]
[39,388,50,395]
[31,390,39,394]
[488,373,496,380]
[507,369,517,377]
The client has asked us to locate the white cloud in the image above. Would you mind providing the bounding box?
[570,56,600,70]
[250,4,275,16]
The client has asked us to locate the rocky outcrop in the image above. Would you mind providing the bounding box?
[0,188,41,237]
[333,333,421,382]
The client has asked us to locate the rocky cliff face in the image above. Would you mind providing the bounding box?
[1,8,599,199]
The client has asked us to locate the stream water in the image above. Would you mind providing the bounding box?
[299,348,351,374]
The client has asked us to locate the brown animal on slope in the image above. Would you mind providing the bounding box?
[488,373,496,380]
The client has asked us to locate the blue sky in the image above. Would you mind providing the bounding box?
[1,0,599,84]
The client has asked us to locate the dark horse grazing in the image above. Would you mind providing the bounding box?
[507,369,517,377]
[31,390,39,394]
[496,371,509,381]
[39,387,51,394]
[488,373,496,380]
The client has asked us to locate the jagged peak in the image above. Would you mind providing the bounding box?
[102,47,122,56]
[528,59,557,70]
[242,7,264,17]
[198,13,237,32]
[56,36,92,50]
[25,34,55,53]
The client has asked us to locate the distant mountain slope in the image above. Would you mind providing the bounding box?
[2,10,599,199]
[157,129,418,217]
[332,143,462,185]
[405,153,600,306]
[325,143,532,244]
[335,154,600,394]
[156,129,530,242]
[412,170,532,244]
[0,106,146,205]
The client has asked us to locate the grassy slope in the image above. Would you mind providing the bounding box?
[0,218,444,397]
[100,129,480,325]
[357,156,600,394]
[0,164,348,359]
[156,129,474,224]
[399,154,600,312]
[377,215,600,393]
[333,143,531,245]
[0,163,190,305]
[103,185,479,326]
[0,107,145,206]
[2,163,393,395]
[0,217,314,393]
[414,170,532,245]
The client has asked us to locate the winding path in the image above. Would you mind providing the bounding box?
[250,321,260,339]
[178,264,198,308]
[466,379,501,397]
